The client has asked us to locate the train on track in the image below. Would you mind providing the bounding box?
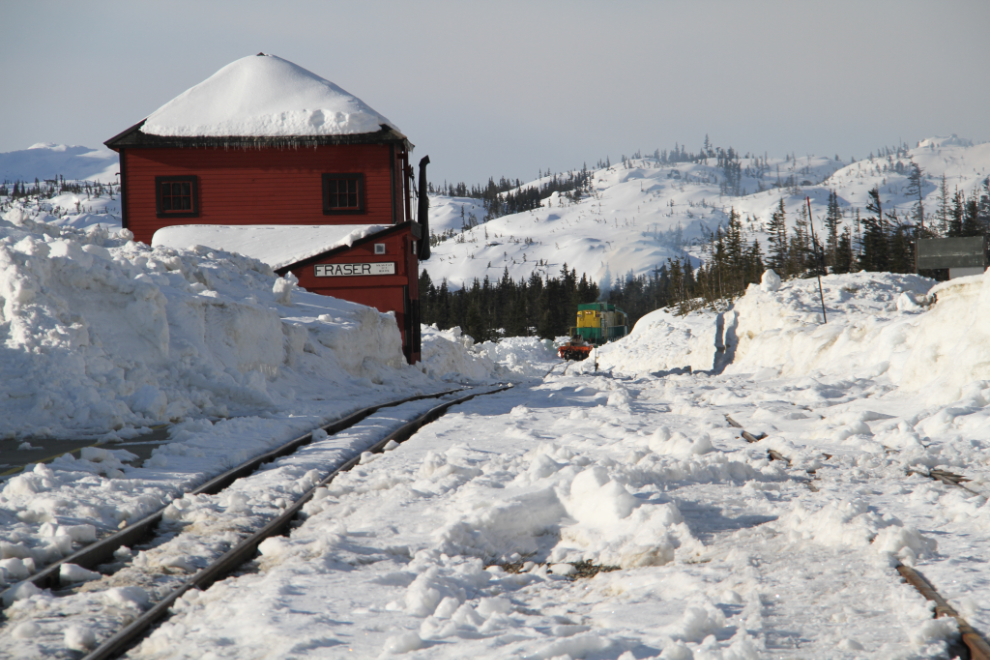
[558,302,628,360]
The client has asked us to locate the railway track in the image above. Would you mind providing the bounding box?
[724,412,990,659]
[1,385,511,659]
[6,388,463,597]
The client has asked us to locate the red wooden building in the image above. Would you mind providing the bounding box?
[106,53,430,363]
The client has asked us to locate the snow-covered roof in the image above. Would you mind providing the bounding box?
[152,224,391,270]
[140,53,397,138]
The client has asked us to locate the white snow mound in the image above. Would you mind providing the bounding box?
[142,53,396,138]
[598,269,990,405]
[0,212,405,437]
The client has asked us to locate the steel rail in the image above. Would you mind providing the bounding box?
[81,384,511,660]
[12,387,464,596]
[897,564,990,660]
[726,414,990,657]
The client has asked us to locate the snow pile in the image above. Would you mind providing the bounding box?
[780,498,936,566]
[594,306,720,375]
[472,336,559,378]
[897,273,990,402]
[419,327,557,383]
[724,270,990,403]
[430,426,760,569]
[1,185,121,233]
[141,54,396,138]
[152,224,390,270]
[0,210,406,437]
[419,325,500,382]
[599,269,990,406]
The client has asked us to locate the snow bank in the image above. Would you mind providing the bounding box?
[418,326,558,383]
[142,54,396,138]
[0,209,406,437]
[599,269,990,405]
[472,336,558,379]
[897,273,990,402]
[594,306,720,375]
[419,326,500,382]
[724,270,990,404]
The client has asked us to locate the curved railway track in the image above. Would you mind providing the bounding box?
[8,388,464,597]
[1,385,511,660]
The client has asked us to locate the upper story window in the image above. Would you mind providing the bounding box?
[323,173,364,214]
[156,176,198,217]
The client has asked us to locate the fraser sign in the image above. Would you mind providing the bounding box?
[314,262,396,277]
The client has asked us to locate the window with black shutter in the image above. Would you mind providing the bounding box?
[322,173,364,214]
[155,176,198,217]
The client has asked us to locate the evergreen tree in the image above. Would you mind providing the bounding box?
[947,190,965,237]
[905,162,926,232]
[860,188,889,271]
[824,190,842,268]
[937,174,950,234]
[888,224,914,274]
[963,197,984,236]
[767,198,788,273]
[787,204,812,276]
[834,227,854,274]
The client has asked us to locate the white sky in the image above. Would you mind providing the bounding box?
[1,0,988,185]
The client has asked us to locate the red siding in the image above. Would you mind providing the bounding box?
[122,144,393,244]
[287,230,420,363]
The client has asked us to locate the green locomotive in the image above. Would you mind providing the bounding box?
[558,302,628,360]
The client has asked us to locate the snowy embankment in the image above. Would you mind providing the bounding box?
[725,271,990,405]
[0,209,531,593]
[597,269,990,404]
[420,325,558,382]
[0,208,410,438]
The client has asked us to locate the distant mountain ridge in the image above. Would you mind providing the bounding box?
[0,143,119,183]
[3,136,987,294]
[423,136,990,290]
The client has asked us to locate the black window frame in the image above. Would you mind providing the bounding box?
[155,175,199,218]
[322,173,365,215]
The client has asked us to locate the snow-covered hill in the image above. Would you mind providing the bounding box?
[424,136,990,289]
[0,143,119,184]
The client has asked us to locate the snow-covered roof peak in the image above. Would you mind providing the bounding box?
[141,53,397,138]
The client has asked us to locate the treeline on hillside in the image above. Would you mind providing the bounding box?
[419,267,599,342]
[0,176,117,199]
[672,177,990,310]
[420,262,701,341]
[764,178,990,279]
[429,168,592,220]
